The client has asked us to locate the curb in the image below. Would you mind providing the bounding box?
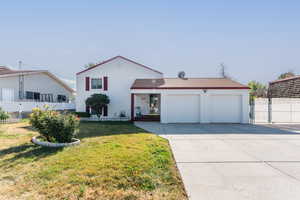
[31,136,80,147]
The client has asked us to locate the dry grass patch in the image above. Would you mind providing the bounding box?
[0,121,187,200]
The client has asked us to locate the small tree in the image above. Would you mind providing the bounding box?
[248,81,267,103]
[85,94,110,117]
[83,63,96,69]
[278,71,295,80]
[0,107,9,120]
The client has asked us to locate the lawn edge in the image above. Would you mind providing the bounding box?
[165,138,189,199]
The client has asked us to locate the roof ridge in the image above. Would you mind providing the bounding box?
[0,66,9,70]
[76,55,163,75]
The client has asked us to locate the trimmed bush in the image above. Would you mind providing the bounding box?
[86,94,110,117]
[0,107,9,120]
[75,112,91,118]
[29,107,80,143]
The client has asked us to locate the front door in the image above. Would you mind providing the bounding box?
[149,94,160,114]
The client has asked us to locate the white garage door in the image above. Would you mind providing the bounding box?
[211,95,242,123]
[166,95,199,123]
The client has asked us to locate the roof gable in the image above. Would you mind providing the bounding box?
[0,67,74,93]
[76,56,163,75]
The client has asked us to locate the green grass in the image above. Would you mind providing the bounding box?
[0,121,187,200]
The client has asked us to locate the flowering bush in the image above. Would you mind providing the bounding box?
[0,107,9,120]
[30,107,80,143]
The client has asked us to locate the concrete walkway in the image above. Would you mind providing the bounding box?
[135,122,300,200]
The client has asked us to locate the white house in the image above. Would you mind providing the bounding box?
[0,66,75,112]
[76,56,250,123]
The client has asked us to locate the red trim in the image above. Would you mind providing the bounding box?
[103,76,108,91]
[85,77,90,91]
[76,56,163,75]
[131,93,134,121]
[131,87,250,90]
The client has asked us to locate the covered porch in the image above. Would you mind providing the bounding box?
[131,93,161,121]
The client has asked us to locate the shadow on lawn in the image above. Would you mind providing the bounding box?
[19,125,35,131]
[77,121,148,139]
[0,121,147,169]
[0,143,63,169]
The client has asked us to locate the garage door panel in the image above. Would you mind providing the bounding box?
[211,95,241,123]
[166,95,199,123]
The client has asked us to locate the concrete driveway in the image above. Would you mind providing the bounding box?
[135,122,300,200]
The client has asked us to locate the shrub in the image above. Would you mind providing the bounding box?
[0,107,9,120]
[75,112,91,118]
[86,94,110,117]
[30,107,80,143]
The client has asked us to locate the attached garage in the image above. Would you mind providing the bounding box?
[131,78,250,124]
[165,95,199,123]
[210,95,242,123]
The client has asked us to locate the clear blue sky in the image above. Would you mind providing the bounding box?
[1,0,299,88]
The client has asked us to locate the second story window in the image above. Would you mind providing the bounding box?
[91,78,102,89]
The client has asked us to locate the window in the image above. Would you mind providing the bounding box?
[40,94,54,102]
[57,95,67,102]
[25,91,40,101]
[26,91,34,100]
[91,78,102,89]
[34,92,40,101]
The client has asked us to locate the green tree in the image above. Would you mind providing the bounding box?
[84,63,96,69]
[248,81,267,103]
[278,71,295,80]
[85,94,110,117]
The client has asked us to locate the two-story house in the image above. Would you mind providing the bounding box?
[76,56,250,123]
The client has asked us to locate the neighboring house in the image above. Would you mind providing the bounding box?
[269,76,300,98]
[0,66,74,102]
[76,56,250,123]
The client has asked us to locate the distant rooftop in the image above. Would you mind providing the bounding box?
[270,75,300,84]
[0,66,74,92]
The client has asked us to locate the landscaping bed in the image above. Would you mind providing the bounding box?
[0,121,187,200]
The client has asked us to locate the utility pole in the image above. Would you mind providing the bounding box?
[18,61,24,100]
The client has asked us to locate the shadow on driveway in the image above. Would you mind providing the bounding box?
[135,122,300,135]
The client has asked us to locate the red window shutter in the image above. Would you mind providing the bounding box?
[85,77,90,91]
[103,76,108,91]
[103,105,108,116]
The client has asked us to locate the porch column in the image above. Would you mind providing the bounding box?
[131,93,134,121]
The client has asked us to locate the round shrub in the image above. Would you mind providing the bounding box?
[0,107,9,120]
[29,107,80,143]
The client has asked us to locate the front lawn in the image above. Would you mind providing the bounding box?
[0,121,187,200]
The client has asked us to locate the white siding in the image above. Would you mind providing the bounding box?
[0,101,75,112]
[0,73,73,102]
[76,57,163,118]
[1,88,14,102]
